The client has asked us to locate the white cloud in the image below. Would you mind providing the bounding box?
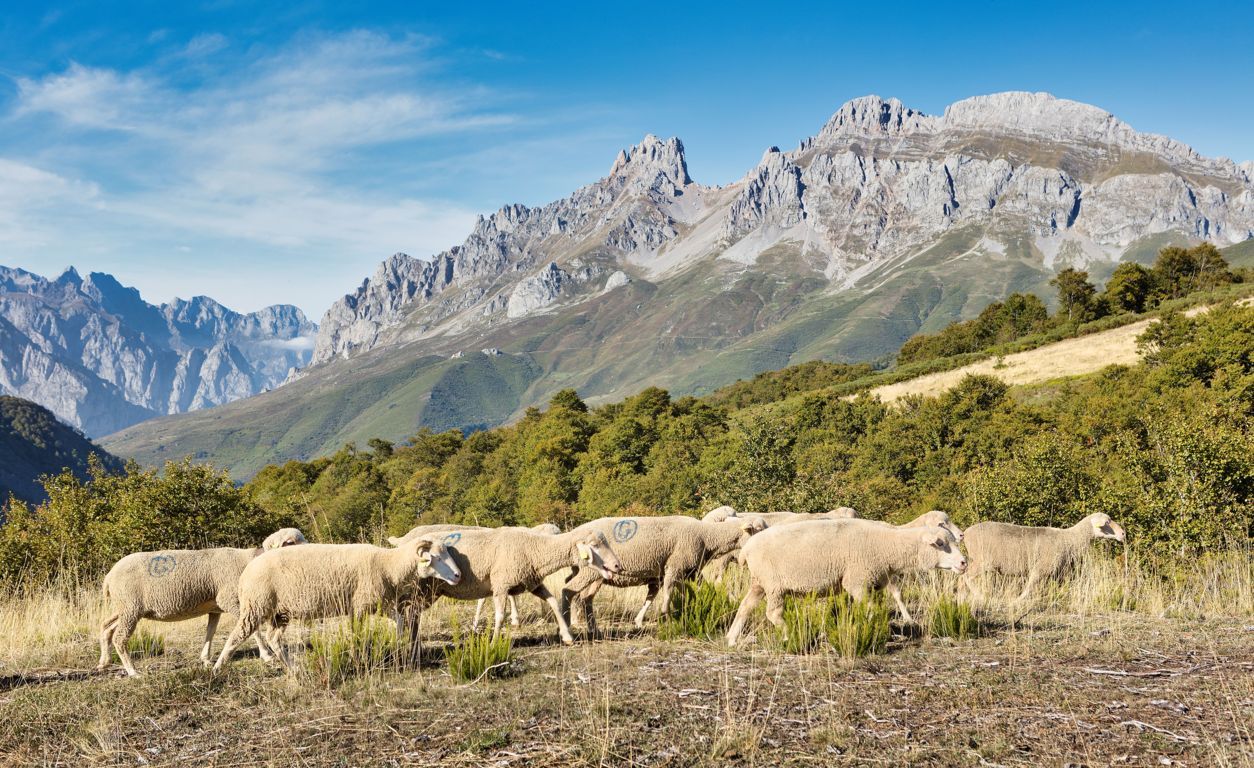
[1,30,517,315]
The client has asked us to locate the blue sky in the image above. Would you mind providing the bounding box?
[1,1,1252,318]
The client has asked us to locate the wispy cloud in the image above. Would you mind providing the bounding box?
[0,29,519,314]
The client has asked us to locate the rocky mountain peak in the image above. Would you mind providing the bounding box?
[817,95,929,139]
[608,134,691,191]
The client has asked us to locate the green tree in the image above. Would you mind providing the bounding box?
[1103,262,1153,313]
[1050,268,1097,323]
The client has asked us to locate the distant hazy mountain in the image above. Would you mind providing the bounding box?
[0,267,316,436]
[0,395,123,505]
[104,91,1254,477]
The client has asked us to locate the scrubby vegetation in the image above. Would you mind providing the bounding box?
[0,246,1249,591]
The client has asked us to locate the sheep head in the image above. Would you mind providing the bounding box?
[407,537,462,586]
[576,532,622,579]
[736,516,768,544]
[262,528,308,550]
[827,506,859,519]
[921,510,964,542]
[532,523,562,535]
[920,528,967,574]
[703,505,738,522]
[1087,513,1126,543]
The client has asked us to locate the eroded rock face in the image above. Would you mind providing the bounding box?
[0,267,316,436]
[310,91,1252,368]
[311,134,701,363]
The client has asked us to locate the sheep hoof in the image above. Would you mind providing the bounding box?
[560,635,575,646]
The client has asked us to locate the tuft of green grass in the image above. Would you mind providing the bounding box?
[926,595,982,640]
[304,614,398,687]
[828,594,890,658]
[446,620,514,683]
[776,595,833,654]
[773,593,891,657]
[122,628,164,660]
[658,580,738,641]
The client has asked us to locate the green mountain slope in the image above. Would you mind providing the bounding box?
[0,396,123,504]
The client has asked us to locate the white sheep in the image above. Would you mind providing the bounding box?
[960,513,1126,602]
[211,536,462,671]
[725,520,967,647]
[865,510,964,541]
[96,528,306,677]
[390,522,562,630]
[560,515,768,634]
[386,526,622,646]
[705,507,860,579]
[701,505,739,523]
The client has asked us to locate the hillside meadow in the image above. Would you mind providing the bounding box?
[0,246,1250,766]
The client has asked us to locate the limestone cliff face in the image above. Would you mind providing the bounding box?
[310,92,1253,368]
[0,267,316,436]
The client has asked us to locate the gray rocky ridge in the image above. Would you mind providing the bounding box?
[310,92,1253,366]
[0,267,316,436]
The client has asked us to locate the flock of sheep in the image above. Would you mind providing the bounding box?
[96,507,1127,677]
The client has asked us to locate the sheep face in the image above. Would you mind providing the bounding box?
[1089,514,1126,543]
[923,511,964,542]
[411,539,463,586]
[921,529,967,574]
[576,532,622,579]
[736,516,768,544]
[262,528,308,550]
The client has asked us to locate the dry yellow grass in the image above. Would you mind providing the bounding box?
[868,304,1234,403]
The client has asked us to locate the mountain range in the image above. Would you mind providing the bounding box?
[58,91,1254,476]
[0,267,316,436]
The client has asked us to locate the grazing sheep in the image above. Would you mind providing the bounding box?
[212,537,462,671]
[96,528,306,677]
[390,522,563,629]
[701,505,739,523]
[561,516,768,634]
[725,520,967,647]
[388,527,622,646]
[706,507,860,579]
[960,513,1126,602]
[862,510,964,541]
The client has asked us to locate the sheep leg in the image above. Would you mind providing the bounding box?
[633,582,659,628]
[509,595,521,627]
[1015,571,1041,603]
[531,584,575,645]
[96,613,119,670]
[653,570,680,623]
[886,581,914,624]
[199,612,222,666]
[576,579,603,637]
[763,592,786,629]
[472,598,486,631]
[268,621,291,668]
[401,603,425,667]
[726,582,765,647]
[212,613,261,673]
[492,593,507,637]
[560,567,600,629]
[110,611,142,677]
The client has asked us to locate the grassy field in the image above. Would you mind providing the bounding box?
[2,554,1250,767]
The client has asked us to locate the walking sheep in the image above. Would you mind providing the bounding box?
[701,505,739,523]
[96,528,306,677]
[725,520,967,647]
[387,527,622,646]
[212,536,462,671]
[391,522,562,629]
[561,515,768,635]
[705,507,859,580]
[960,513,1126,602]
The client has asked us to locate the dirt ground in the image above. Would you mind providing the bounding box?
[1,606,1250,767]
